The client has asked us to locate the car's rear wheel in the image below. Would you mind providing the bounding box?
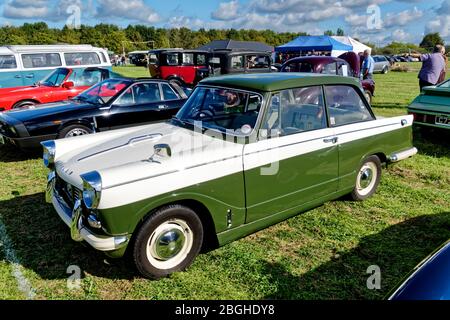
[133,205,203,279]
[364,90,372,104]
[12,100,36,109]
[350,155,382,201]
[58,124,92,139]
[382,66,389,74]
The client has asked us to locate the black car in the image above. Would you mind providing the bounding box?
[196,50,273,82]
[388,239,450,300]
[0,78,188,150]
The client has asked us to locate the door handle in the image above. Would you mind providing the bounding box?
[25,74,34,78]
[158,105,168,110]
[323,137,338,144]
[14,75,22,78]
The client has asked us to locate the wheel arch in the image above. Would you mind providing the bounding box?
[56,119,95,135]
[128,198,219,255]
[12,98,41,108]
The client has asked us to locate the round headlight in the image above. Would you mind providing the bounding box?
[81,171,102,210]
[41,141,56,168]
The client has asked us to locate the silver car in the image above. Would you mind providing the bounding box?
[373,55,390,74]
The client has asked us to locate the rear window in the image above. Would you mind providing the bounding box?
[64,52,101,66]
[22,53,62,68]
[0,55,17,69]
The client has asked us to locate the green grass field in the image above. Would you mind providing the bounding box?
[0,66,449,300]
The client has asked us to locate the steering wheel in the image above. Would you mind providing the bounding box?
[192,108,215,122]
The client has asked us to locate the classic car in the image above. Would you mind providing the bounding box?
[280,53,376,104]
[407,79,450,130]
[0,67,120,111]
[43,73,417,279]
[148,49,208,87]
[195,50,273,82]
[0,78,187,149]
[388,239,450,300]
[372,55,391,74]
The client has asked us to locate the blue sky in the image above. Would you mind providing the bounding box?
[0,0,449,45]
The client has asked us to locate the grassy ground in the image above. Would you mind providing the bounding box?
[0,67,449,300]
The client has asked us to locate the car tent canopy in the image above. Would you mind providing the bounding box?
[197,39,274,52]
[275,35,353,57]
[331,36,372,55]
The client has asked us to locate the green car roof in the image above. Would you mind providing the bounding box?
[199,73,362,92]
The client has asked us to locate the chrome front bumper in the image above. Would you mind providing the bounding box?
[388,147,418,163]
[46,172,128,252]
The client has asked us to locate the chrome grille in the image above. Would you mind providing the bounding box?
[55,175,81,208]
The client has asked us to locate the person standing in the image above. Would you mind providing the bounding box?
[411,45,446,90]
[362,50,374,80]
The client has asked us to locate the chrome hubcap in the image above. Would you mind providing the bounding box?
[154,229,186,260]
[356,162,377,196]
[146,219,193,269]
[359,168,373,189]
[66,128,89,137]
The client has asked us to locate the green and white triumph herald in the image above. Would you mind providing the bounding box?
[43,73,417,279]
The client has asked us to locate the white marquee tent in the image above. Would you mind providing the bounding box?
[331,36,372,56]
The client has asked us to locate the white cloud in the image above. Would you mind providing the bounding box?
[96,0,160,23]
[391,28,413,42]
[3,0,50,19]
[211,1,240,21]
[384,7,423,28]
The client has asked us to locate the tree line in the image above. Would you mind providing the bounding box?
[0,22,447,56]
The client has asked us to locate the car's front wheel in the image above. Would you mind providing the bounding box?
[350,155,382,201]
[133,205,203,279]
[58,124,93,139]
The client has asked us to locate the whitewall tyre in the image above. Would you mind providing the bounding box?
[133,205,203,279]
[351,155,382,201]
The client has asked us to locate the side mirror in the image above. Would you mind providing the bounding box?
[62,81,74,89]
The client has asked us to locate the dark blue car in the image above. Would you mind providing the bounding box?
[389,240,450,300]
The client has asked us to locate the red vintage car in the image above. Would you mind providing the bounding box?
[148,49,208,87]
[280,53,376,104]
[0,67,119,111]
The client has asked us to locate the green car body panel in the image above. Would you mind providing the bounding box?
[45,73,417,259]
[407,81,450,129]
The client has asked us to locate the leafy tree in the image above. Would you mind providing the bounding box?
[324,30,334,36]
[420,33,444,50]
[336,28,344,36]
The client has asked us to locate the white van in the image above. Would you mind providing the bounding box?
[0,45,111,88]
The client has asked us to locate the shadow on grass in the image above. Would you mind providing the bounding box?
[413,127,450,158]
[0,193,136,280]
[260,212,450,299]
[0,144,40,163]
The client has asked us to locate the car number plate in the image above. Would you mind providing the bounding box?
[435,115,450,127]
[0,134,4,145]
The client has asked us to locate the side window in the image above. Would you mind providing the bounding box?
[261,86,327,137]
[231,55,244,69]
[0,55,17,69]
[325,85,374,126]
[337,62,350,76]
[196,54,207,65]
[182,53,194,65]
[166,53,179,66]
[161,83,179,100]
[322,63,337,75]
[115,83,161,106]
[64,52,101,66]
[22,53,61,68]
[99,52,107,63]
[72,69,103,86]
[247,55,270,69]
